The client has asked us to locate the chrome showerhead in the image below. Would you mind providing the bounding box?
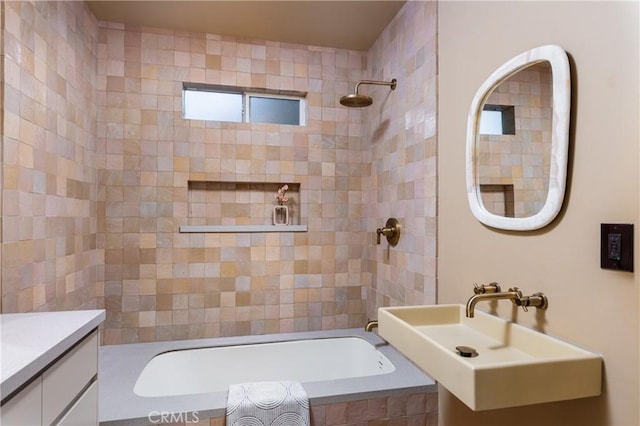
[339,79,397,108]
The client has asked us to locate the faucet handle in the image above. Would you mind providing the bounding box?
[516,295,530,312]
[376,218,400,246]
[515,291,549,312]
[507,287,528,311]
[474,282,501,294]
[508,287,523,296]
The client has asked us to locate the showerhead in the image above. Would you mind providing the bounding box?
[339,93,373,108]
[339,79,397,108]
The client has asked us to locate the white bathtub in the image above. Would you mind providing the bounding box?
[99,328,436,425]
[134,337,395,397]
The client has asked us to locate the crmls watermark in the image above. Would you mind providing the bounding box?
[148,411,200,424]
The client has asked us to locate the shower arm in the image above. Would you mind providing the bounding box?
[354,79,397,94]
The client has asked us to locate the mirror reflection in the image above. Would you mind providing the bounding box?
[477,62,553,218]
[466,44,570,231]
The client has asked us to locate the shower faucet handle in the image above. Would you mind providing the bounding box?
[376,228,390,244]
[376,218,401,246]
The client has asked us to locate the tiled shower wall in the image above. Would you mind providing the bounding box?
[1,1,101,313]
[1,1,438,344]
[96,23,372,343]
[364,1,438,317]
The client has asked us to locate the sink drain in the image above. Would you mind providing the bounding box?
[455,345,478,358]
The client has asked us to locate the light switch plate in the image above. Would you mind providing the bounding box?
[600,223,633,272]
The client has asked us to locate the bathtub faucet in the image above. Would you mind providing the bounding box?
[365,320,379,332]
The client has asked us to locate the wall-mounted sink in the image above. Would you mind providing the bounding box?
[378,304,602,411]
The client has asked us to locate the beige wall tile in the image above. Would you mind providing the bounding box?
[1,1,101,313]
[3,1,437,352]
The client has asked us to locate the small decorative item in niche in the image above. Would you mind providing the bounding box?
[273,185,289,225]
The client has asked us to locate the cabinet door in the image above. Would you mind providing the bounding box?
[56,381,97,426]
[1,377,42,425]
[42,332,97,425]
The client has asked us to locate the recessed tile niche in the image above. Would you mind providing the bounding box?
[181,181,305,233]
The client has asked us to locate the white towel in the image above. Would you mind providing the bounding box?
[226,381,310,426]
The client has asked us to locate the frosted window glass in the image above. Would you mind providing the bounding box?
[183,90,242,122]
[479,110,503,135]
[249,97,301,125]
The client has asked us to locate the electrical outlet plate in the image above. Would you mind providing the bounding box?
[600,223,634,272]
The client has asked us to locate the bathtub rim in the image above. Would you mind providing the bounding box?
[99,328,436,425]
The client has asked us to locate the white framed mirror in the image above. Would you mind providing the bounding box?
[466,45,571,231]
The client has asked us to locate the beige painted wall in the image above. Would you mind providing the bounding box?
[438,2,639,426]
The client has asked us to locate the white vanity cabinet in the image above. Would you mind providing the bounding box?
[1,377,43,425]
[57,381,98,426]
[1,331,98,425]
[1,310,105,426]
[44,331,98,425]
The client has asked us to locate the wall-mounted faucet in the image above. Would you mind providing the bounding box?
[465,284,548,318]
[376,218,401,246]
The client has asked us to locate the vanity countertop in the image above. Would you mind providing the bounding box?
[1,309,105,401]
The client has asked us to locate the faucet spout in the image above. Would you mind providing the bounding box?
[365,320,379,332]
[465,288,522,318]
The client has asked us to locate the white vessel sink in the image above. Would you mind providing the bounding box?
[378,304,602,411]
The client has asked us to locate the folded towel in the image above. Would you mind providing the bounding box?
[226,381,310,426]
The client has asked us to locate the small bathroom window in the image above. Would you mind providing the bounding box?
[183,89,243,122]
[479,104,515,135]
[246,94,305,125]
[183,83,306,126]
